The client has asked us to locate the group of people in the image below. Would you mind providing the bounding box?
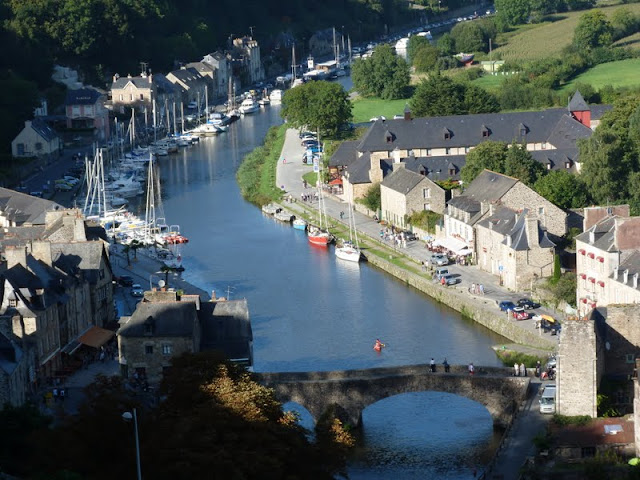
[513,362,528,377]
[429,357,452,373]
[469,283,485,295]
[379,228,408,248]
[299,192,319,203]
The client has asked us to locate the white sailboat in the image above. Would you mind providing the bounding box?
[307,146,333,247]
[335,200,361,262]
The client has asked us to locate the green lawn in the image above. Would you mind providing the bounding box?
[470,73,507,92]
[351,97,411,123]
[492,4,640,61]
[560,58,640,92]
[613,31,640,51]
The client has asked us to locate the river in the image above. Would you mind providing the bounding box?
[142,79,508,479]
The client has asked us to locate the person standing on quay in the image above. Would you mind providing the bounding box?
[430,358,436,373]
[443,358,450,373]
[468,363,475,375]
[514,362,519,377]
[520,362,526,377]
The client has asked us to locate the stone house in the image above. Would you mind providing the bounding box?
[380,164,447,228]
[11,119,61,160]
[475,207,555,291]
[575,208,640,313]
[110,72,156,111]
[199,297,253,366]
[117,301,201,383]
[444,170,566,260]
[202,51,231,99]
[230,36,264,85]
[551,417,635,461]
[0,322,32,406]
[338,92,610,203]
[0,188,61,227]
[64,87,110,139]
[166,67,208,106]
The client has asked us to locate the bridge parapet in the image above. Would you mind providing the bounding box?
[255,364,529,429]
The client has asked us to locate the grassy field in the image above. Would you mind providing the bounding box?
[351,97,411,123]
[614,31,640,50]
[492,4,640,61]
[560,57,640,91]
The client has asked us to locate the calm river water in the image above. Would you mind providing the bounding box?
[146,82,508,478]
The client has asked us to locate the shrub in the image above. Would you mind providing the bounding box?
[552,414,593,427]
[407,210,442,233]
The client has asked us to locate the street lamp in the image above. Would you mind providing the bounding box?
[122,408,142,480]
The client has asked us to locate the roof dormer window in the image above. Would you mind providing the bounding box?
[443,128,452,140]
[518,123,528,136]
[481,125,490,137]
[547,163,552,170]
[565,161,571,169]
[385,130,393,143]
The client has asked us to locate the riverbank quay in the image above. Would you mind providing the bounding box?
[274,127,557,352]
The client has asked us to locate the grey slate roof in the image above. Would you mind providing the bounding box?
[30,118,59,143]
[448,170,518,214]
[568,90,589,112]
[591,104,612,120]
[530,149,578,173]
[51,242,110,283]
[344,154,392,184]
[0,332,23,375]
[152,73,183,96]
[546,114,593,150]
[199,299,252,362]
[0,188,61,226]
[118,302,198,338]
[111,75,154,90]
[613,250,640,290]
[357,108,592,153]
[478,207,555,251]
[403,155,465,181]
[381,167,425,194]
[575,216,617,251]
[329,140,358,167]
[168,67,203,85]
[65,88,102,106]
[186,62,214,74]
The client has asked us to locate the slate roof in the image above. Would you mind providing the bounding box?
[167,67,204,86]
[65,88,102,106]
[575,216,617,251]
[546,114,593,149]
[0,332,23,375]
[0,188,61,226]
[152,73,183,96]
[448,170,518,216]
[51,242,109,283]
[403,155,465,181]
[329,140,358,167]
[30,118,59,143]
[199,299,252,362]
[591,104,612,120]
[357,108,593,153]
[530,149,578,173]
[118,302,198,338]
[568,90,589,112]
[478,207,555,251]
[111,75,154,90]
[381,167,425,194]
[186,62,214,74]
[614,250,640,290]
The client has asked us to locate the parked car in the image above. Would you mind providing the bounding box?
[499,300,516,312]
[441,274,459,286]
[55,183,73,192]
[306,145,323,154]
[131,284,144,297]
[430,254,449,266]
[517,298,541,309]
[30,191,43,198]
[513,309,531,320]
[301,139,320,148]
[118,275,134,287]
[393,114,404,119]
[369,116,386,122]
[64,176,80,185]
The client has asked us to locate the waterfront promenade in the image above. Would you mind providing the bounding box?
[276,128,560,351]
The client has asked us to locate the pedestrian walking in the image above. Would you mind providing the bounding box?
[60,388,65,402]
[430,358,436,373]
[282,157,286,164]
[514,362,519,377]
[471,283,476,295]
[479,284,485,295]
[52,388,59,402]
[535,361,541,378]
[443,358,450,373]
[520,362,526,377]
[340,211,344,220]
[468,363,475,375]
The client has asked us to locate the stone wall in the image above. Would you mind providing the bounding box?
[557,317,599,417]
[406,177,446,215]
[604,304,640,376]
[362,252,555,349]
[502,183,567,238]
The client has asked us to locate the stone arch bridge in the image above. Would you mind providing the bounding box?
[255,364,529,428]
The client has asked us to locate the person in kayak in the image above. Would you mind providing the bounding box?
[374,339,385,352]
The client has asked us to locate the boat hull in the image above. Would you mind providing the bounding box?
[335,246,361,262]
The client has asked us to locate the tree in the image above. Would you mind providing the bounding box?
[503,143,545,186]
[534,170,589,209]
[359,182,381,212]
[573,10,613,51]
[463,84,500,114]
[566,0,596,11]
[460,141,508,184]
[412,42,440,72]
[451,21,490,53]
[281,80,352,136]
[610,7,639,41]
[407,35,430,64]
[437,32,456,56]
[351,44,410,99]
[495,0,532,26]
[410,75,466,117]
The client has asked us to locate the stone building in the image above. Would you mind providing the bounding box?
[110,72,156,111]
[230,36,264,86]
[166,67,208,106]
[11,119,61,160]
[443,170,566,262]
[0,322,32,406]
[575,209,640,314]
[64,87,110,139]
[475,207,555,291]
[380,164,447,228]
[202,51,231,99]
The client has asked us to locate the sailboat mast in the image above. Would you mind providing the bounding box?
[172,102,177,136]
[180,102,185,134]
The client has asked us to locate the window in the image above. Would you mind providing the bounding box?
[139,94,144,100]
[464,147,470,153]
[538,207,544,215]
[408,149,414,156]
[162,344,172,355]
[541,143,547,149]
[129,94,133,101]
[423,188,431,199]
[144,323,153,335]
[581,447,596,458]
[145,345,154,355]
[17,143,25,155]
[626,354,635,364]
[119,94,123,101]
[424,203,431,211]
[8,298,17,307]
[546,163,552,170]
[35,142,43,151]
[449,167,456,176]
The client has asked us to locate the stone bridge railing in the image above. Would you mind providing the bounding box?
[255,363,530,428]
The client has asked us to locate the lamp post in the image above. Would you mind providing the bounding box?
[122,409,142,480]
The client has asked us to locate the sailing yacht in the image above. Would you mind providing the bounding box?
[335,202,361,262]
[307,156,333,247]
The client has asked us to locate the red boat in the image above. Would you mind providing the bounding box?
[307,227,332,246]
[165,234,189,244]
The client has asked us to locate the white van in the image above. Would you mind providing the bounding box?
[539,385,557,414]
[435,267,450,279]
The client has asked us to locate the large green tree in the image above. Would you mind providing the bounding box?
[411,75,466,117]
[351,44,410,99]
[495,0,532,26]
[573,10,613,51]
[503,142,545,186]
[463,84,500,114]
[450,20,494,53]
[460,141,508,184]
[281,80,352,136]
[534,170,588,209]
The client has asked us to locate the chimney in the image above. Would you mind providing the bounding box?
[526,217,539,248]
[211,290,217,301]
[5,246,27,269]
[73,217,87,241]
[30,241,53,266]
[127,73,132,78]
[634,273,639,289]
[506,235,512,247]
[624,269,629,284]
[404,105,411,121]
[392,148,401,163]
[614,267,619,280]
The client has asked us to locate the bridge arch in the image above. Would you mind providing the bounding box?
[256,364,529,429]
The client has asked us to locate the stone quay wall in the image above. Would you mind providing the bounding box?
[363,253,556,350]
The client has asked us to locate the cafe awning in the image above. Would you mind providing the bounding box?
[435,237,471,255]
[79,326,115,349]
[329,178,343,185]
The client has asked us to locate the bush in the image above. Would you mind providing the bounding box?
[494,348,544,368]
[407,210,442,233]
[546,272,577,307]
[552,414,593,427]
[357,182,381,212]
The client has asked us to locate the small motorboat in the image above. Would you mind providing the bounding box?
[274,210,294,223]
[293,218,307,231]
[262,203,281,215]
